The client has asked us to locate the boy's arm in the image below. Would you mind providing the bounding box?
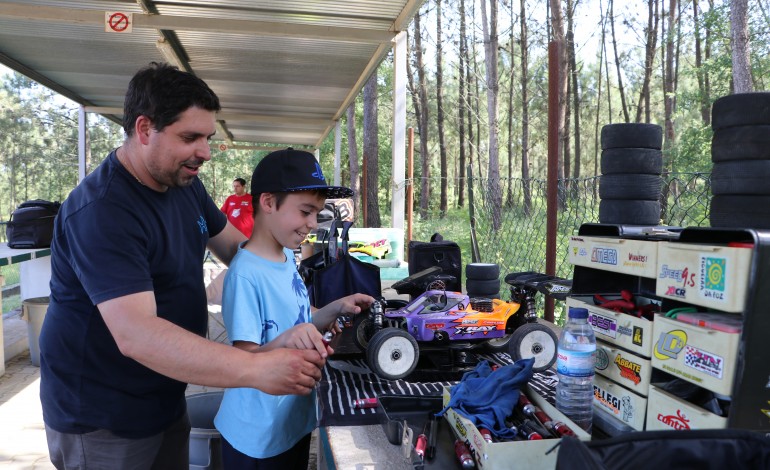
[311,293,376,330]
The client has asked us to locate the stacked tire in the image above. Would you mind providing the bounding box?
[598,123,663,225]
[710,93,770,229]
[465,263,500,299]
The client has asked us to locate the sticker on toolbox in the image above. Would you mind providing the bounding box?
[589,312,618,338]
[699,256,727,303]
[623,252,651,270]
[595,348,610,371]
[654,408,692,430]
[653,328,726,383]
[591,246,618,266]
[658,264,695,299]
[593,383,636,425]
[614,354,643,386]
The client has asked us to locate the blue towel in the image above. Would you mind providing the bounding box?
[438,358,534,440]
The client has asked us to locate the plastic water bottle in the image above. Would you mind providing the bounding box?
[556,307,596,433]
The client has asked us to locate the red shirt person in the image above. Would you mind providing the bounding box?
[220,178,254,237]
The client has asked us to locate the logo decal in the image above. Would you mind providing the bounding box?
[311,162,325,181]
[196,215,208,234]
[591,247,618,265]
[654,330,687,360]
[595,348,609,370]
[632,326,643,346]
[614,354,642,385]
[657,410,690,430]
[684,345,724,379]
[589,313,617,339]
[700,256,727,302]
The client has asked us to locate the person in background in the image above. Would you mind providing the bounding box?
[214,148,374,469]
[220,177,254,238]
[39,63,328,470]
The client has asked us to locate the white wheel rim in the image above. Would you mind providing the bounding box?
[375,336,416,376]
[518,330,557,369]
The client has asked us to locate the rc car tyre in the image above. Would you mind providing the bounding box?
[601,123,663,150]
[509,322,558,372]
[352,315,375,351]
[465,278,501,296]
[599,200,660,225]
[712,126,770,162]
[599,174,662,200]
[712,92,770,131]
[465,263,500,280]
[710,195,770,229]
[711,160,770,195]
[600,148,663,175]
[366,328,420,380]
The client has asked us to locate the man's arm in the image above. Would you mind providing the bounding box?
[99,291,324,395]
[207,221,247,266]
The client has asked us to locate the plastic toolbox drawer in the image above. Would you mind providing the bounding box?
[655,241,752,313]
[567,295,658,358]
[651,315,740,396]
[645,384,728,431]
[593,373,648,431]
[594,340,653,396]
[569,235,659,278]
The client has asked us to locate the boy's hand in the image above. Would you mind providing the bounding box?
[278,323,333,358]
[333,293,376,317]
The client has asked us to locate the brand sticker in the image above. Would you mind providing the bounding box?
[591,247,618,265]
[700,256,727,302]
[684,345,724,379]
[589,313,617,339]
[654,330,687,360]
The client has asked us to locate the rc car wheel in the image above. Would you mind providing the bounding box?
[509,322,558,372]
[366,328,420,380]
[352,315,375,351]
[485,331,514,353]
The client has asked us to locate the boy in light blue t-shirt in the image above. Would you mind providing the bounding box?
[214,148,374,469]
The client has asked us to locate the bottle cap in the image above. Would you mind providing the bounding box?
[568,307,589,319]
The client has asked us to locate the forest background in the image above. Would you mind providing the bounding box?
[0,0,767,318]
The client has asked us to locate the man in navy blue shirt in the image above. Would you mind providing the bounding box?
[39,62,329,469]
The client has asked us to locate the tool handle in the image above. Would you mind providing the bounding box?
[415,433,427,459]
[426,415,438,460]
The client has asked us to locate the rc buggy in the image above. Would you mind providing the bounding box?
[353,271,571,380]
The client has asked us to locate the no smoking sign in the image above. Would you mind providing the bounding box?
[105,11,133,33]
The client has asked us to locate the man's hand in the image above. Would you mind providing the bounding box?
[252,348,325,396]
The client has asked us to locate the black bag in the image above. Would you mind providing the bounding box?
[6,199,61,249]
[407,233,462,291]
[299,220,381,308]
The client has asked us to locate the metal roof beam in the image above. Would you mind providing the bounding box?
[85,107,330,127]
[0,2,396,43]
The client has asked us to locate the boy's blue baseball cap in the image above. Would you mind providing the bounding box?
[250,148,353,199]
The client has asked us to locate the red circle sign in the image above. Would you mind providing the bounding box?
[108,13,130,32]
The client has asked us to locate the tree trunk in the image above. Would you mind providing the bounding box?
[636,0,659,123]
[594,0,607,187]
[661,0,677,223]
[346,105,361,217]
[436,0,448,217]
[610,0,630,122]
[458,0,468,208]
[481,0,502,230]
[414,11,431,218]
[520,0,532,216]
[567,0,581,181]
[506,0,515,208]
[550,0,568,210]
[731,0,753,93]
[362,73,380,228]
[693,0,709,125]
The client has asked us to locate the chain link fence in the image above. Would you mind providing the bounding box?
[409,172,711,282]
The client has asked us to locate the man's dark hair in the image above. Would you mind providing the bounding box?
[123,62,221,136]
[234,178,247,186]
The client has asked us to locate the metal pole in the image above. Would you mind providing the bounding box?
[545,41,561,323]
[407,127,414,244]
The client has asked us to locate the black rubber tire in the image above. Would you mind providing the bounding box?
[711,160,770,195]
[465,263,500,280]
[366,328,419,380]
[601,123,663,150]
[599,174,662,200]
[352,315,375,351]
[508,322,559,372]
[712,92,770,131]
[601,148,663,175]
[599,200,661,225]
[465,278,501,295]
[712,126,770,162]
[710,195,770,229]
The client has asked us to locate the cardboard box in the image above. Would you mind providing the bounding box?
[645,384,728,431]
[442,385,590,470]
[655,242,752,313]
[650,315,740,396]
[593,374,648,431]
[568,236,659,278]
[594,340,653,396]
[567,295,658,358]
